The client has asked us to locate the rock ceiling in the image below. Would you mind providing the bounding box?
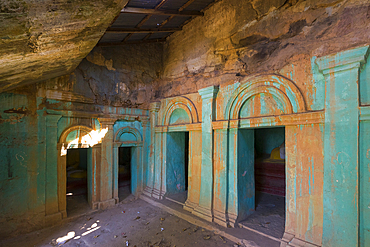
[0,0,215,92]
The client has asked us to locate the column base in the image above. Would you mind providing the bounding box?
[184,200,198,212]
[193,205,213,222]
[61,210,67,219]
[114,197,119,204]
[96,198,116,210]
[226,212,238,228]
[280,232,320,247]
[142,186,153,198]
[213,210,237,227]
[152,188,165,200]
[45,212,62,227]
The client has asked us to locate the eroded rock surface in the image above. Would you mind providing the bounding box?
[0,0,129,92]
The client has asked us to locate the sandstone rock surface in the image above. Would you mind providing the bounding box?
[0,0,129,92]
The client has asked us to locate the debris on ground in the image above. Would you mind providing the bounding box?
[1,198,243,247]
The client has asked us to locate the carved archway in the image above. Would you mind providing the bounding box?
[225,74,306,120]
[115,126,142,144]
[59,125,94,147]
[163,96,199,125]
[57,125,96,218]
[113,126,144,200]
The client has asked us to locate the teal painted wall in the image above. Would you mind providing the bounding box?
[0,92,45,238]
[360,56,370,105]
[169,108,190,125]
[360,120,370,247]
[237,129,255,221]
[166,132,187,194]
[0,89,149,238]
[317,45,369,247]
[114,120,146,195]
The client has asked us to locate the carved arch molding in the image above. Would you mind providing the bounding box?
[162,96,199,126]
[115,126,143,146]
[225,74,306,120]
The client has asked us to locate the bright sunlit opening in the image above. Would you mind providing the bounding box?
[61,128,108,156]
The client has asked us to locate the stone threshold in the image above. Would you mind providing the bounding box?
[140,194,282,247]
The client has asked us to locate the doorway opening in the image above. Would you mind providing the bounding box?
[239,127,286,239]
[118,147,132,202]
[166,131,189,204]
[66,148,89,217]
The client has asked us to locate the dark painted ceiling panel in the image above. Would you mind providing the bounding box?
[140,15,171,29]
[112,13,147,28]
[98,0,216,45]
[148,32,171,39]
[162,16,191,28]
[126,0,164,9]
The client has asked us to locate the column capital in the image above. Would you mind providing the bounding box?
[98,118,116,126]
[46,114,62,127]
[198,86,219,100]
[149,102,161,113]
[141,118,150,127]
[316,45,369,75]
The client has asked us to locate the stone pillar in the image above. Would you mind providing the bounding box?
[97,118,116,209]
[212,127,229,227]
[184,130,202,212]
[57,143,67,218]
[226,127,239,227]
[141,118,150,195]
[316,45,369,247]
[88,144,101,209]
[143,102,161,198]
[193,86,218,222]
[152,131,167,199]
[45,114,62,225]
[112,142,119,203]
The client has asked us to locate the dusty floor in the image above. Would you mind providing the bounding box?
[239,192,285,239]
[0,196,235,247]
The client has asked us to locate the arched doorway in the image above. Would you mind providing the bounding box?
[223,74,308,241]
[57,125,107,218]
[157,97,200,206]
[113,127,143,202]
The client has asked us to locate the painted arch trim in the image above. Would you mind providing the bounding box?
[59,125,94,144]
[115,126,143,143]
[225,74,306,120]
[162,96,199,125]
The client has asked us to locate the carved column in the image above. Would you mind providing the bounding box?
[143,102,161,198]
[57,142,67,218]
[141,117,150,196]
[45,114,62,225]
[316,45,369,247]
[193,86,218,222]
[97,118,116,209]
[112,141,119,204]
[88,144,101,209]
[212,126,230,227]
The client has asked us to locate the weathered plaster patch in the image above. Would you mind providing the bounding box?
[86,51,116,71]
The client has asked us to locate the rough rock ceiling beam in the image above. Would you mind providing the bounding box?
[120,7,203,16]
[106,27,181,33]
